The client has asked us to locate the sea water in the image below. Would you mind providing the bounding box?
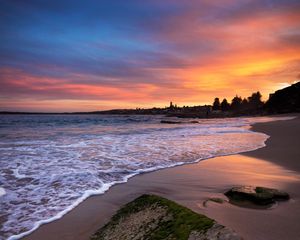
[0,114,293,239]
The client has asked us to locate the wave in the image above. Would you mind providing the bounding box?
[7,139,268,240]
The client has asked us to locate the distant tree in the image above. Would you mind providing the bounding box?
[221,98,230,111]
[242,98,248,106]
[231,95,242,111]
[248,92,263,106]
[241,98,248,110]
[212,97,221,111]
[247,91,263,112]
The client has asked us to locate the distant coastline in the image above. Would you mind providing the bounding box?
[1,81,299,117]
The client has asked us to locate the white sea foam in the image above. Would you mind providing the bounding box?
[0,115,295,240]
[12,168,27,179]
[0,187,6,197]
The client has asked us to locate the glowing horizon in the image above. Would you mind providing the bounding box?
[1,0,299,112]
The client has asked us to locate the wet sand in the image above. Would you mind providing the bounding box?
[25,116,300,240]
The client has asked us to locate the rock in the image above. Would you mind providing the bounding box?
[91,194,242,240]
[225,186,290,205]
[203,198,226,207]
[160,120,182,124]
[189,223,242,240]
[160,120,199,124]
[189,121,199,123]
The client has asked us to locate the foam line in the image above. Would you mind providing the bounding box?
[7,135,269,240]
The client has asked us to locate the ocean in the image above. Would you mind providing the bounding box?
[0,114,292,239]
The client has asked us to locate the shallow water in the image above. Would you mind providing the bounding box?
[0,114,292,239]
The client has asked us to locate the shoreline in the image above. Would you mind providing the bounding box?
[244,115,300,172]
[21,115,300,240]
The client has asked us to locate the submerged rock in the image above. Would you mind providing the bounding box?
[225,186,290,206]
[91,194,242,240]
[160,120,199,124]
[160,120,182,124]
[189,121,199,124]
[203,198,226,207]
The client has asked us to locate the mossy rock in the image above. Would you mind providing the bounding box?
[225,186,290,206]
[91,194,241,240]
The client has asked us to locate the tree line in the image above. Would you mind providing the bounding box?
[212,92,264,114]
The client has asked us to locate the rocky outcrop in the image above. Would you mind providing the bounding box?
[265,81,300,113]
[189,223,242,240]
[91,194,242,240]
[225,186,290,205]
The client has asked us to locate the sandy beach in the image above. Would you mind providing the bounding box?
[24,116,300,240]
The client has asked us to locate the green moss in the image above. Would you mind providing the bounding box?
[255,187,266,193]
[254,187,273,200]
[91,194,214,240]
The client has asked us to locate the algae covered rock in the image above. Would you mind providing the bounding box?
[225,186,290,206]
[189,223,241,240]
[91,194,242,240]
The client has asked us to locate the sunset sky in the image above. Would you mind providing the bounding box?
[1,0,299,112]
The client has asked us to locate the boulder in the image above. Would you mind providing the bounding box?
[225,186,289,205]
[91,194,242,240]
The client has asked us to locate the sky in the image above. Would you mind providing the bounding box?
[0,0,299,112]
